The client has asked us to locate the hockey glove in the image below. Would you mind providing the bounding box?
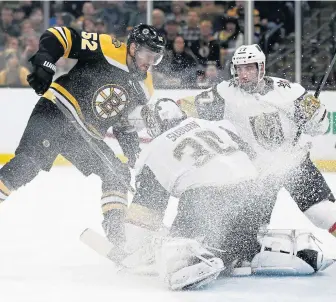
[295,94,328,136]
[113,127,141,168]
[27,54,56,95]
[295,94,321,124]
[303,103,328,136]
[102,209,126,248]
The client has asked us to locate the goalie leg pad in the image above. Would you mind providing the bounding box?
[251,229,335,275]
[169,257,224,291]
[156,238,225,290]
[252,251,316,275]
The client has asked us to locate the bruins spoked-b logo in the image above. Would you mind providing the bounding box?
[92,84,129,119]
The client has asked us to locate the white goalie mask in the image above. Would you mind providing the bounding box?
[231,44,266,92]
[141,98,187,138]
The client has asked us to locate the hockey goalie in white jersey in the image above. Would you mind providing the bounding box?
[179,44,336,239]
[121,98,333,291]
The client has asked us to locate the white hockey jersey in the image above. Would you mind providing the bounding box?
[135,117,257,198]
[194,77,329,176]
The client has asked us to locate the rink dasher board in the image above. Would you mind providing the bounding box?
[1,88,336,170]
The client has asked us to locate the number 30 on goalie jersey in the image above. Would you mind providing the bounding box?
[173,129,238,167]
[136,117,258,198]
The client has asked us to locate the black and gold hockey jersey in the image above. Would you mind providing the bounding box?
[39,26,154,139]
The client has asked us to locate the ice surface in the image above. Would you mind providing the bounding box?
[0,167,336,302]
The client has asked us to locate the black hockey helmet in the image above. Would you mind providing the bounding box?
[127,24,166,54]
[141,98,187,138]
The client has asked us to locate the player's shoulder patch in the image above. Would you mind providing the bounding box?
[271,76,305,99]
[99,34,128,71]
[271,77,292,89]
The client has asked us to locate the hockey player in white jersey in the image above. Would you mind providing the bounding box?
[178,44,336,239]
[120,98,333,290]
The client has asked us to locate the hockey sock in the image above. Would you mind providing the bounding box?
[0,180,11,202]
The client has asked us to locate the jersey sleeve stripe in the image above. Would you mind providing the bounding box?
[54,27,68,48]
[47,28,67,54]
[62,27,73,58]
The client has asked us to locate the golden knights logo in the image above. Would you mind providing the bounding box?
[250,112,285,150]
[92,84,129,119]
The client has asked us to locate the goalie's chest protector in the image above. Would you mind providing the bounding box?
[216,77,306,153]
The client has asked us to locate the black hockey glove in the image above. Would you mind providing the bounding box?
[27,54,56,95]
[113,127,141,168]
[102,209,126,248]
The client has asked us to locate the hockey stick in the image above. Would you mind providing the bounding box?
[49,94,135,194]
[80,228,159,275]
[293,48,336,144]
[80,228,115,260]
[314,49,336,99]
[80,228,130,264]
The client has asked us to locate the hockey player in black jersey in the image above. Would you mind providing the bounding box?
[0,24,165,248]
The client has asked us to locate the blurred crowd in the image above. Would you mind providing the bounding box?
[0,1,311,88]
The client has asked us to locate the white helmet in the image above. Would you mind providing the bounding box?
[231,44,266,83]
